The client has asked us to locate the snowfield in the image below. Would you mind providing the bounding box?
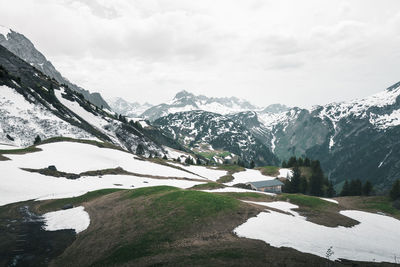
[169,163,227,181]
[42,206,90,233]
[0,85,95,146]
[0,141,208,206]
[7,142,202,179]
[234,201,400,263]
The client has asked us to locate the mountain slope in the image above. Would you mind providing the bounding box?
[0,26,111,110]
[154,110,279,166]
[246,85,400,190]
[0,43,185,156]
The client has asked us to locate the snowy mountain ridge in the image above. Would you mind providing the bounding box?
[0,43,187,158]
[141,90,264,121]
[0,25,111,110]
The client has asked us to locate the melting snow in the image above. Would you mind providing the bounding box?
[0,141,209,206]
[226,169,276,186]
[234,202,400,263]
[42,206,90,233]
[320,198,339,204]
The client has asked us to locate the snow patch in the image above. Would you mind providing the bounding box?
[320,198,338,204]
[42,206,90,233]
[226,169,275,186]
[234,206,400,263]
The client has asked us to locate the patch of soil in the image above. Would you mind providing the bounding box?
[0,154,10,161]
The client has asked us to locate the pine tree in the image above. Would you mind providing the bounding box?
[34,135,41,145]
[340,180,350,196]
[390,180,400,200]
[299,176,308,194]
[163,155,168,160]
[297,157,304,166]
[287,157,297,168]
[250,160,255,169]
[362,181,373,196]
[281,160,287,168]
[349,179,362,196]
[290,165,302,193]
[326,181,336,197]
[136,144,145,156]
[304,157,311,167]
[309,160,324,196]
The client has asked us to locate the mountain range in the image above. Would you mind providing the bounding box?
[1,25,399,191]
[115,85,400,191]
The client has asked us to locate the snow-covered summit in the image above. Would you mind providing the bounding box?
[107,97,152,118]
[313,82,400,130]
[142,90,259,121]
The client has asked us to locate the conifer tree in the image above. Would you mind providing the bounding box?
[34,135,41,145]
[250,160,255,169]
[309,160,324,196]
[299,176,308,194]
[340,180,350,196]
[290,165,302,193]
[287,157,297,168]
[136,144,145,156]
[362,181,373,196]
[390,179,400,200]
[326,181,336,197]
[281,160,287,168]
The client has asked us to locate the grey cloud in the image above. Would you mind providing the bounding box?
[63,0,120,19]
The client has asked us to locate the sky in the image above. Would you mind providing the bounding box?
[1,0,400,108]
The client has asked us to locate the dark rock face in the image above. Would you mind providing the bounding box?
[0,28,111,109]
[154,110,279,166]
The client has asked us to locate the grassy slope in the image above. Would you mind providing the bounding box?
[256,166,279,176]
[47,187,340,267]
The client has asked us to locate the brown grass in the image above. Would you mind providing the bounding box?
[47,189,360,267]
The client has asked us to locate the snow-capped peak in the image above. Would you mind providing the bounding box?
[313,82,400,129]
[173,90,195,100]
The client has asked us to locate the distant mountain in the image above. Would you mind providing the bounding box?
[141,90,259,121]
[0,43,186,156]
[108,97,153,118]
[154,110,279,166]
[231,86,400,191]
[260,103,290,114]
[0,25,111,110]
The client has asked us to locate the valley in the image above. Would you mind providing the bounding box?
[1,20,400,267]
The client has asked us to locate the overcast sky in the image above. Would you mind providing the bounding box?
[1,0,400,107]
